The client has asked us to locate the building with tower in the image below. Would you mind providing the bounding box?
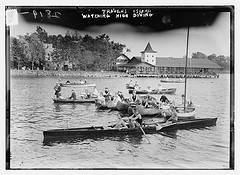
[117,42,221,77]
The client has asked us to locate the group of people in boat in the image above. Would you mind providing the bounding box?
[53,82,95,100]
[112,103,178,130]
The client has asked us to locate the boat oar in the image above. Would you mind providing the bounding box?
[136,122,151,144]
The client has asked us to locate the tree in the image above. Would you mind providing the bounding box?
[192,52,207,59]
[10,37,25,69]
[36,26,48,43]
[25,33,45,70]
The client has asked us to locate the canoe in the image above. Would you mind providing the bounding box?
[129,88,176,95]
[43,117,218,140]
[52,97,95,103]
[136,105,162,117]
[60,83,96,88]
[157,117,218,132]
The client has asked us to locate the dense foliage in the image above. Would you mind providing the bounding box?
[10,26,126,71]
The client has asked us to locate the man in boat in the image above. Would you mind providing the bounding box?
[160,93,169,103]
[130,90,138,102]
[69,89,77,100]
[114,114,128,130]
[164,105,178,123]
[54,83,62,98]
[141,96,149,108]
[84,89,91,99]
[129,107,143,127]
[117,91,125,101]
[103,87,111,101]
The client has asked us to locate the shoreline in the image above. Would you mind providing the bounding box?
[10,70,130,78]
[10,70,228,78]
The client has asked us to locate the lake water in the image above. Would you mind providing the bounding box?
[10,74,231,169]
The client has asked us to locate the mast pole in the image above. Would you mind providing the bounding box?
[184,27,190,112]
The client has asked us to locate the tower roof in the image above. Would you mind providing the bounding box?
[141,42,157,53]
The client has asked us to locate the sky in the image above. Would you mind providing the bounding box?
[10,9,230,59]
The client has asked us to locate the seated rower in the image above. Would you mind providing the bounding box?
[163,105,178,123]
[69,89,76,100]
[114,115,128,129]
[129,107,143,127]
[66,80,70,84]
[84,89,91,99]
[103,87,111,101]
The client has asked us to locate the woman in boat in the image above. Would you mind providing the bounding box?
[54,83,62,98]
[129,107,143,127]
[69,89,77,100]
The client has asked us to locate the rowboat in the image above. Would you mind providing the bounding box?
[60,83,96,88]
[160,78,184,83]
[136,105,162,116]
[126,83,135,90]
[175,107,196,120]
[116,101,131,111]
[43,117,218,140]
[52,97,95,103]
[95,98,120,110]
[129,88,176,95]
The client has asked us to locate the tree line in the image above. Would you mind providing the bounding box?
[10,26,230,71]
[191,52,230,71]
[10,26,126,71]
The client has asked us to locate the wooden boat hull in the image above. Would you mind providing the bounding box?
[136,105,162,116]
[43,117,218,140]
[158,117,218,132]
[52,97,95,103]
[95,98,119,110]
[60,83,96,87]
[126,84,135,90]
[175,107,196,120]
[116,101,130,111]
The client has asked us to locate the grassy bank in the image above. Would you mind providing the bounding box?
[10,70,130,78]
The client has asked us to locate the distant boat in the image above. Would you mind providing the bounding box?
[160,78,184,83]
[60,82,96,88]
[129,88,176,95]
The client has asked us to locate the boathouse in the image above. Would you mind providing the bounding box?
[118,42,222,77]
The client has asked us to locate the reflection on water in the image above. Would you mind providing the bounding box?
[43,133,144,147]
